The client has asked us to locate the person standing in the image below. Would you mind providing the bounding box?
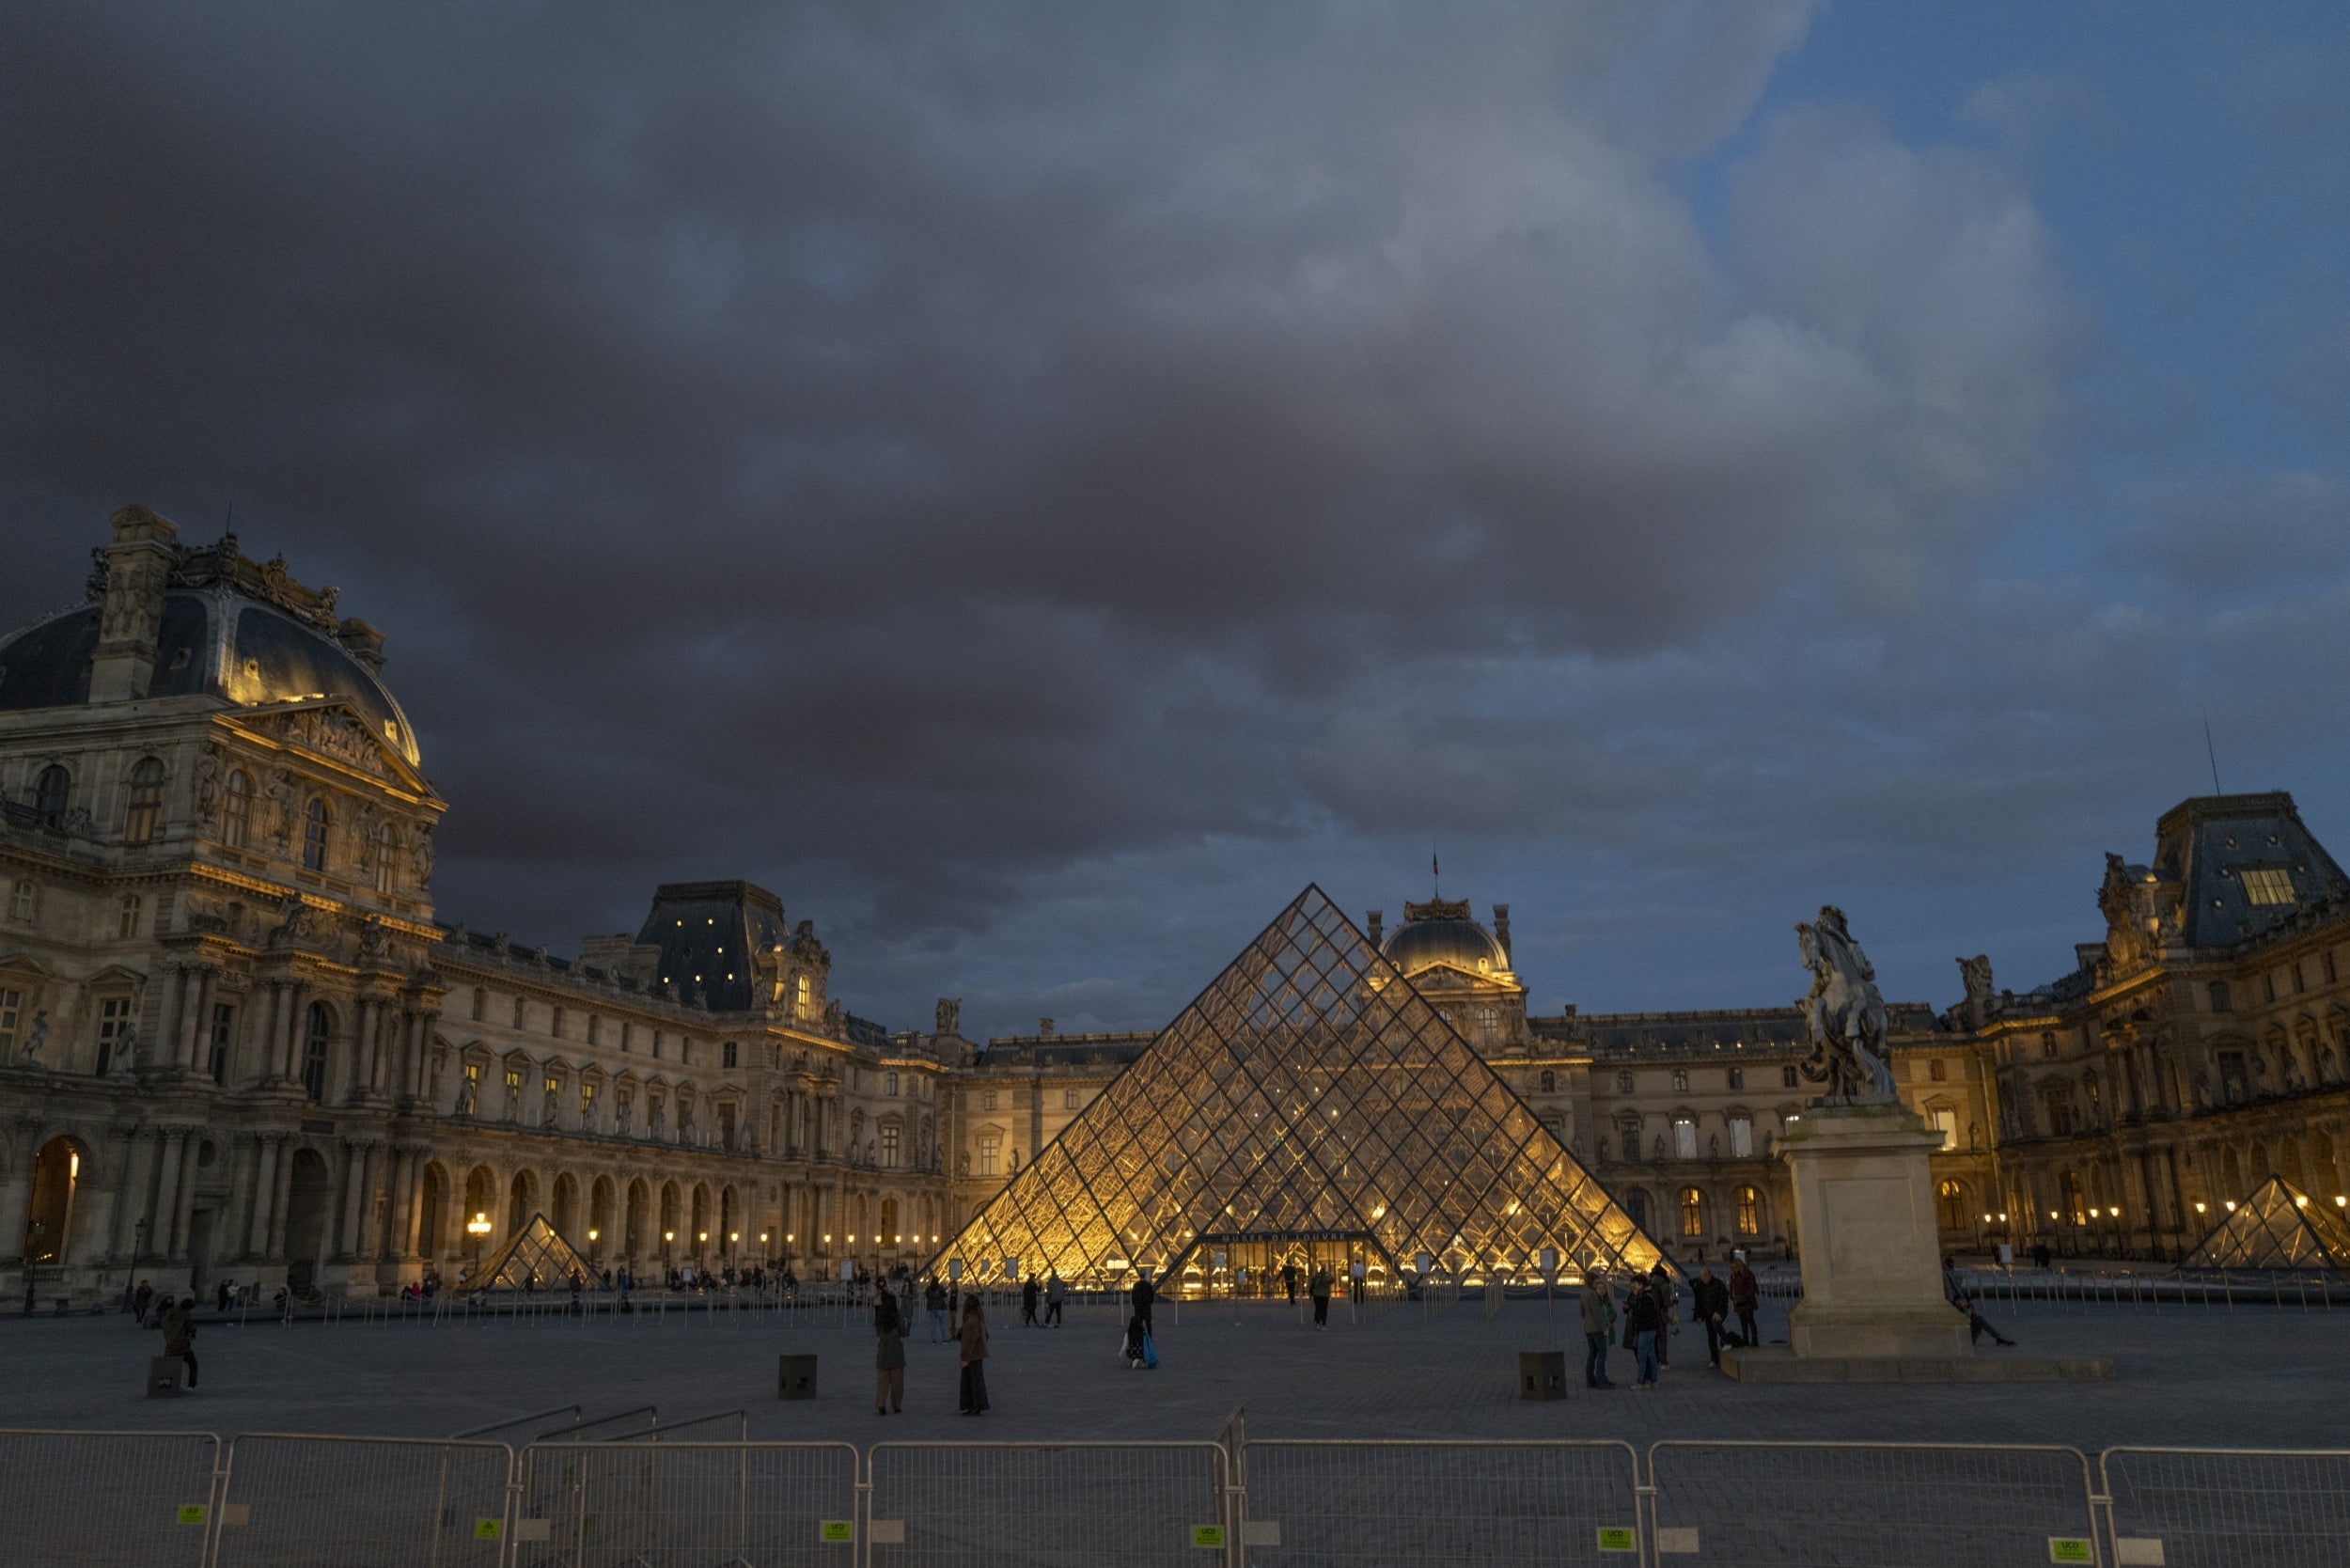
[1308,1265,1332,1329]
[1729,1256,1760,1349]
[956,1296,991,1415]
[1282,1262,1299,1303]
[1579,1272,1617,1389]
[1044,1273,1064,1327]
[1648,1261,1676,1367]
[1692,1266,1731,1367]
[1021,1276,1041,1327]
[1626,1278,1663,1388]
[132,1279,153,1327]
[158,1296,198,1389]
[1132,1270,1155,1336]
[1350,1262,1365,1306]
[925,1277,948,1342]
[874,1291,907,1415]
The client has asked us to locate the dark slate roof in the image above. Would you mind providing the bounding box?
[634,881,789,1012]
[980,1032,1155,1069]
[2157,793,2350,949]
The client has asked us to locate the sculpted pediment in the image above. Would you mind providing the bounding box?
[226,699,434,793]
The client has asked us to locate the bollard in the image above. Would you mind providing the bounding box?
[1518,1350,1567,1401]
[146,1356,186,1398]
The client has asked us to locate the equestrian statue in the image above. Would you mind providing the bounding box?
[1795,905,1899,1104]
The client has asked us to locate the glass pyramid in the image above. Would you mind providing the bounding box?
[2179,1176,2350,1271]
[464,1212,600,1291]
[940,886,1668,1293]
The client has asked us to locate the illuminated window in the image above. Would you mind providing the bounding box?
[302,797,329,871]
[794,976,811,1020]
[460,1060,480,1117]
[1733,1184,1760,1236]
[1672,1117,1697,1159]
[2242,868,2296,906]
[1729,1114,1753,1158]
[1679,1186,1704,1238]
[581,1077,597,1121]
[373,824,398,894]
[1671,1068,1689,1091]
[223,770,252,847]
[1929,1107,1958,1150]
[1937,1178,1966,1231]
[95,997,133,1074]
[123,758,165,844]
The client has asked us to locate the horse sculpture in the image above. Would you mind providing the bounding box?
[1796,905,1898,1104]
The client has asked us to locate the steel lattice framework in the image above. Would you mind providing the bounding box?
[2180,1175,2350,1270]
[937,886,1668,1290]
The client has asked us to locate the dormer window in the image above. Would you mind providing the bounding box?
[2241,868,2295,906]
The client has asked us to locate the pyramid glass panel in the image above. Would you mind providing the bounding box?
[463,1213,599,1292]
[2179,1176,2350,1271]
[937,886,1669,1293]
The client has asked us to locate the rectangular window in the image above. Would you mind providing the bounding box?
[1929,1107,1957,1150]
[881,1124,901,1168]
[1780,1065,1799,1088]
[1619,1126,1640,1163]
[8,880,35,924]
[885,1071,898,1095]
[461,1060,480,1117]
[471,988,487,1023]
[978,1134,1000,1176]
[96,996,133,1074]
[794,976,811,1020]
[719,1102,737,1152]
[118,895,142,939]
[2242,868,2296,906]
[0,987,20,1054]
[209,1003,234,1084]
[724,1041,738,1068]
[616,1087,633,1133]
[620,1021,632,1053]
[1729,1115,1753,1158]
[1673,1117,1698,1160]
[504,1067,523,1121]
[1928,1058,1947,1082]
[1064,1088,1080,1109]
[581,1078,597,1122]
[551,1006,565,1039]
[587,1015,600,1046]
[982,1090,998,1111]
[512,997,526,1029]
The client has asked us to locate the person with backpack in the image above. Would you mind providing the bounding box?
[1121,1309,1157,1369]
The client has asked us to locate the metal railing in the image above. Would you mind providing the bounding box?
[0,1427,221,1568]
[1240,1438,1644,1566]
[13,1426,2350,1567]
[208,1432,515,1567]
[866,1440,1231,1566]
[512,1438,858,1567]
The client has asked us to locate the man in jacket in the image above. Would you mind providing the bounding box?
[924,1278,949,1342]
[1043,1273,1065,1326]
[1579,1272,1617,1388]
[1647,1261,1676,1366]
[1308,1266,1332,1328]
[1691,1266,1731,1367]
[1132,1270,1155,1335]
[1625,1278,1664,1387]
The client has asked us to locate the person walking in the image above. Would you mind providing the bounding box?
[1648,1262,1676,1367]
[1308,1265,1332,1329]
[1692,1266,1731,1368]
[1729,1256,1760,1348]
[158,1295,198,1389]
[1021,1276,1041,1327]
[1952,1294,2016,1346]
[1044,1273,1064,1327]
[925,1277,948,1342]
[132,1279,153,1327]
[1282,1262,1299,1303]
[1579,1272,1617,1389]
[956,1296,991,1415]
[1626,1278,1664,1388]
[1132,1270,1155,1336]
[873,1290,908,1415]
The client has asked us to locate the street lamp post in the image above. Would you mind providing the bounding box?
[466,1212,492,1284]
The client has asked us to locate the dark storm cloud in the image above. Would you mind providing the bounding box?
[10,2,2326,1038]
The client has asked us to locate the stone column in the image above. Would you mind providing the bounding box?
[168,1133,200,1257]
[105,1125,148,1260]
[335,1140,366,1259]
[149,1128,190,1260]
[355,1143,385,1259]
[265,1141,296,1259]
[176,967,208,1071]
[222,1135,259,1261]
[279,981,309,1081]
[0,1118,41,1265]
[248,1136,283,1257]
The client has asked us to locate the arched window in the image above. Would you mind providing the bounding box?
[372,823,398,894]
[32,764,70,827]
[1538,1070,1556,1093]
[1733,1184,1761,1236]
[302,797,330,871]
[301,1002,332,1103]
[1680,1186,1705,1238]
[118,894,142,939]
[1937,1178,1966,1231]
[223,770,253,848]
[124,757,165,844]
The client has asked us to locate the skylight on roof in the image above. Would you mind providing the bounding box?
[2242,868,2296,906]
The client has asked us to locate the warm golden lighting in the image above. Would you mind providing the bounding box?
[467,1213,492,1237]
[587,1228,599,1242]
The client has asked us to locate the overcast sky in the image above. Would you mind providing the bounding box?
[5,3,2346,1041]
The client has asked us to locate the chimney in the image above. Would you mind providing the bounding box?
[335,617,387,672]
[1367,909,1384,947]
[88,505,179,702]
[1493,904,1512,963]
[1038,1017,1056,1038]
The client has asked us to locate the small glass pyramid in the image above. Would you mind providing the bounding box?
[941,886,1668,1293]
[464,1212,600,1291]
[2179,1176,2350,1271]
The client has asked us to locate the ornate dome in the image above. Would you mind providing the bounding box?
[1382,899,1509,979]
[0,533,419,765]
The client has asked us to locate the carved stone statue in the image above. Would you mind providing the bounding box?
[1957,954,1993,1008]
[1796,905,1899,1104]
[194,747,222,822]
[113,1024,138,1074]
[934,997,961,1037]
[356,916,389,970]
[20,1009,47,1066]
[266,772,299,849]
[267,893,313,949]
[411,821,435,884]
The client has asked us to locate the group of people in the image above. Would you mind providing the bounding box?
[874,1274,995,1416]
[1578,1257,1763,1388]
[1277,1262,1340,1326]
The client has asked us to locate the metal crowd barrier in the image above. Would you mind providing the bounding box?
[208,1432,514,1567]
[17,1426,2350,1567]
[0,1427,222,1568]
[866,1440,1230,1566]
[1239,1438,1644,1565]
[1645,1440,2102,1567]
[512,1438,858,1567]
[2100,1447,2350,1566]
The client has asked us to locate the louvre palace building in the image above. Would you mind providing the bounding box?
[6,506,2350,1304]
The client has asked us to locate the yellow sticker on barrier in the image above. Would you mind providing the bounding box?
[177,1505,206,1527]
[474,1519,503,1541]
[2049,1541,2093,1564]
[1597,1527,1637,1553]
[820,1520,855,1544]
[1192,1525,1226,1548]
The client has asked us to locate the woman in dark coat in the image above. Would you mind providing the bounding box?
[873,1290,907,1415]
[956,1296,991,1415]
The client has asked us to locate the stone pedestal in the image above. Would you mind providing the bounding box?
[1781,1104,1971,1361]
